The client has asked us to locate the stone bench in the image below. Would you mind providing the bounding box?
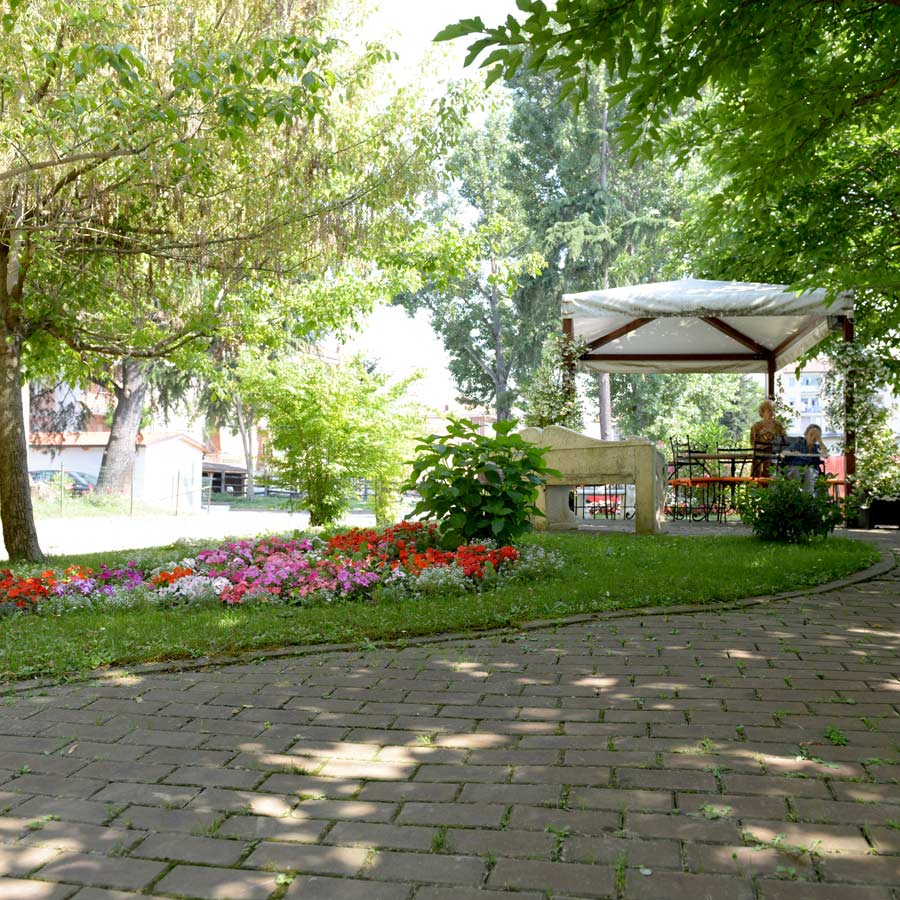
[519,426,666,535]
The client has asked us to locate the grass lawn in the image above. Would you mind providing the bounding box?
[0,532,879,683]
[33,494,160,519]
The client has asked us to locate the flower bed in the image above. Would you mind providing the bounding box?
[0,522,561,616]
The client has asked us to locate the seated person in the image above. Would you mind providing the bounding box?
[749,399,786,478]
[783,424,827,492]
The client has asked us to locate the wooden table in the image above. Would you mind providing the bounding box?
[674,451,755,478]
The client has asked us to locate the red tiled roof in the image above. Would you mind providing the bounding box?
[29,431,207,453]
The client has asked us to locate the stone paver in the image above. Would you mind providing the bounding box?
[1,538,898,899]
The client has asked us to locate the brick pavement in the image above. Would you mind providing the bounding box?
[0,551,899,899]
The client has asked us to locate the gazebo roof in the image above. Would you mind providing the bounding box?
[563,278,853,374]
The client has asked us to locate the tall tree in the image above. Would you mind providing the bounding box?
[0,0,345,559]
[1,1,455,559]
[95,359,149,494]
[502,67,679,434]
[440,1,900,342]
[395,112,545,420]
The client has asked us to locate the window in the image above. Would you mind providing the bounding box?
[799,374,822,388]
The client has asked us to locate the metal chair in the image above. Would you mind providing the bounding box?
[752,435,786,480]
[669,438,704,520]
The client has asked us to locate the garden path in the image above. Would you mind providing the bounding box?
[0,535,899,900]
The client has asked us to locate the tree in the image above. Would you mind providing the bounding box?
[1,1,455,559]
[0,1,345,559]
[199,268,417,501]
[610,373,762,446]
[237,353,423,526]
[398,212,544,421]
[501,66,680,435]
[393,110,547,420]
[95,359,149,494]
[440,1,900,348]
[439,2,900,179]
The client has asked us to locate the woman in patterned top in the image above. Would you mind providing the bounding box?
[749,399,786,478]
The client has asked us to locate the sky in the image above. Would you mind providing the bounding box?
[341,0,513,412]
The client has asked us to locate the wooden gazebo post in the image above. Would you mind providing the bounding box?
[842,315,856,483]
[562,316,575,383]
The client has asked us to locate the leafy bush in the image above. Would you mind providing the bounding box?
[737,477,843,543]
[823,342,900,501]
[404,417,558,547]
[521,333,585,430]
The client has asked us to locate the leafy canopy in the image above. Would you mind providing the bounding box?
[438,1,900,177]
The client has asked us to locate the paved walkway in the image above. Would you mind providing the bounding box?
[1,552,899,899]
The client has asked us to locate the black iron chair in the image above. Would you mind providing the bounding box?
[669,438,705,520]
[752,435,786,480]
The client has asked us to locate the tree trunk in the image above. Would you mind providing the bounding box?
[489,276,513,421]
[0,249,43,561]
[597,90,614,441]
[96,359,148,494]
[234,394,255,500]
[598,372,613,439]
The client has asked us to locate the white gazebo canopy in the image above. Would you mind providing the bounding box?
[563,278,853,389]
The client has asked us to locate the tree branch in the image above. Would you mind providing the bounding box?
[43,325,209,359]
[0,144,153,184]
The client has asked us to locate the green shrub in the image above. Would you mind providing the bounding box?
[404,417,558,547]
[737,476,843,543]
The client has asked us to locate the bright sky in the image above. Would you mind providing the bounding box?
[342,0,512,411]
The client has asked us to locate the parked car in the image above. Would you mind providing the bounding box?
[30,470,96,494]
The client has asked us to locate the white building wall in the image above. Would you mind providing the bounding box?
[28,446,106,476]
[29,439,202,513]
[139,440,203,512]
[778,357,900,444]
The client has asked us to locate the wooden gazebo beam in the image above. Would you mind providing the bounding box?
[584,318,654,352]
[581,352,764,362]
[700,317,768,355]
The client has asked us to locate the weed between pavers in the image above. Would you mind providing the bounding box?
[694,803,733,820]
[545,823,570,861]
[824,726,849,746]
[742,830,822,859]
[25,814,59,831]
[431,826,447,852]
[614,851,627,893]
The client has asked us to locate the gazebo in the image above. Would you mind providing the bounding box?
[562,278,855,476]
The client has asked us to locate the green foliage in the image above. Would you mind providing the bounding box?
[612,373,763,444]
[521,334,584,430]
[1,0,462,560]
[443,3,900,356]
[824,726,848,747]
[397,69,683,422]
[394,111,547,420]
[822,343,900,501]
[442,3,899,178]
[738,478,843,544]
[404,417,558,546]
[237,354,423,527]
